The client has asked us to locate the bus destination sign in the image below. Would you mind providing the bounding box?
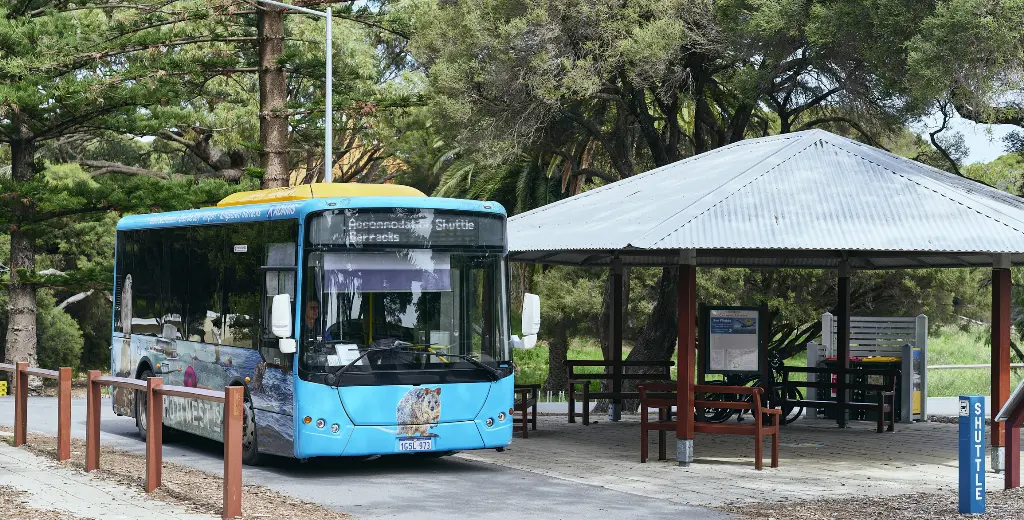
[310,209,504,248]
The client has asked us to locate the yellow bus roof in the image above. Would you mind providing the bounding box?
[217,183,427,207]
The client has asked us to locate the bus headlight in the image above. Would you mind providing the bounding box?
[316,418,326,429]
[485,418,494,428]
[331,423,340,434]
[497,412,506,422]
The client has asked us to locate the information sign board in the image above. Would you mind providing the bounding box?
[703,307,762,375]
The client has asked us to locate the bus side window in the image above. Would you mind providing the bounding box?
[222,223,263,349]
[262,220,297,340]
[263,242,296,335]
[160,228,189,339]
[130,230,163,336]
[187,226,224,344]
[261,220,298,367]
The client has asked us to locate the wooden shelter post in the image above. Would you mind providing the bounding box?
[676,251,697,466]
[992,254,1012,471]
[610,258,624,421]
[836,259,851,428]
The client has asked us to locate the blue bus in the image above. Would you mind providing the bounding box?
[111,183,518,464]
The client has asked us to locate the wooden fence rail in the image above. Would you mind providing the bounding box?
[86,371,243,519]
[0,362,72,461]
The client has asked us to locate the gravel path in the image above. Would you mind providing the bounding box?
[1,428,351,520]
[722,488,1024,519]
[0,485,93,520]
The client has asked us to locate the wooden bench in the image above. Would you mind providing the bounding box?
[781,366,898,433]
[513,384,539,438]
[638,383,781,470]
[565,360,674,425]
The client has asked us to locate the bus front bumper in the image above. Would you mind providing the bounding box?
[296,418,513,458]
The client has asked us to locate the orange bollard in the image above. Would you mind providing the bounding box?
[145,377,163,493]
[222,386,243,519]
[85,370,101,472]
[14,362,28,447]
[57,367,72,461]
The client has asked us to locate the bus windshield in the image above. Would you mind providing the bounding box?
[300,249,510,384]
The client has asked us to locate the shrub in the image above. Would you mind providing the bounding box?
[36,289,84,371]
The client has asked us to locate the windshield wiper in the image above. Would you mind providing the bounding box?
[322,340,504,385]
[323,340,416,386]
[436,352,502,382]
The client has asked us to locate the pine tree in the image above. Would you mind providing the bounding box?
[0,1,246,368]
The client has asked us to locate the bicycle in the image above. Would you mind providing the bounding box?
[697,352,804,425]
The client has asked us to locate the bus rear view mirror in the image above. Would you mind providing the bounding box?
[271,294,293,338]
[522,293,540,336]
[278,338,296,355]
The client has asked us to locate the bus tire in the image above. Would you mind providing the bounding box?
[134,369,179,442]
[241,392,261,466]
[135,369,154,440]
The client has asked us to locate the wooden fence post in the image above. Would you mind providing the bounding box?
[13,362,28,447]
[86,370,101,472]
[57,367,72,461]
[222,386,243,519]
[145,377,163,493]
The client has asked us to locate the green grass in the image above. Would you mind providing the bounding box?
[925,324,1024,397]
[514,323,1019,398]
[513,338,627,393]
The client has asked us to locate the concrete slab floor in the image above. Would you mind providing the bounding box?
[463,416,1024,508]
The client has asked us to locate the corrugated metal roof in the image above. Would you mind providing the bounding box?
[508,130,1024,268]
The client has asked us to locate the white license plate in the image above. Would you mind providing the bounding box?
[398,437,433,451]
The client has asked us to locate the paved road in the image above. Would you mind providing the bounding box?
[0,397,729,520]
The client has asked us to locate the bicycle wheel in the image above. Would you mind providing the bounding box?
[695,382,735,423]
[782,386,805,425]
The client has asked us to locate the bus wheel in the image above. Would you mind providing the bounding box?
[135,369,178,442]
[241,393,261,466]
[135,369,154,440]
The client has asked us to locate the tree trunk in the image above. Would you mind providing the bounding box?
[257,5,291,189]
[621,267,680,412]
[594,271,630,415]
[5,133,39,375]
[543,321,569,394]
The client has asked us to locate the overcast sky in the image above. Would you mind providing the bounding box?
[913,113,1018,165]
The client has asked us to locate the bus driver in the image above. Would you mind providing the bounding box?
[302,297,332,343]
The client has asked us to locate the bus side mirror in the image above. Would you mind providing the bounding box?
[271,294,293,339]
[278,338,296,355]
[517,293,540,349]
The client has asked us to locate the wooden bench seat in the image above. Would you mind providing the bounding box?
[639,383,780,470]
[513,384,539,438]
[566,360,674,425]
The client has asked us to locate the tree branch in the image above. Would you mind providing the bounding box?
[950,92,1024,127]
[789,86,843,120]
[29,205,115,225]
[58,290,94,310]
[80,160,170,180]
[56,36,257,73]
[796,116,888,151]
[929,101,964,177]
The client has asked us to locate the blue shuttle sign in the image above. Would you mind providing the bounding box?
[959,395,985,514]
